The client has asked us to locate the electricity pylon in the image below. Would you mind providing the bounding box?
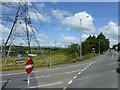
[2,1,45,65]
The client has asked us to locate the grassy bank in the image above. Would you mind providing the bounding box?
[1,53,97,71]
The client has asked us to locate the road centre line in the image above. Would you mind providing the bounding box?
[30,69,81,80]
[68,80,73,85]
[63,86,67,90]
[64,61,96,90]
[76,74,101,81]
[73,76,77,79]
[1,61,93,77]
[78,72,81,75]
[30,82,62,88]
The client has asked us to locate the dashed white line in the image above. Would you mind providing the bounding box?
[68,80,73,85]
[30,82,62,88]
[63,86,67,90]
[30,69,81,80]
[78,72,81,75]
[63,61,96,90]
[76,74,101,81]
[86,65,89,68]
[84,67,87,70]
[81,69,84,72]
[73,76,77,79]
[1,62,93,77]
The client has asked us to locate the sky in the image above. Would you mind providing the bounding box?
[1,1,118,48]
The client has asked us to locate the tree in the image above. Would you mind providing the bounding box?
[112,42,120,51]
[82,32,109,54]
[82,35,97,55]
[66,43,79,58]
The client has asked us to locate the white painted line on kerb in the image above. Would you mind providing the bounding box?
[30,82,62,88]
[68,80,73,85]
[1,80,7,83]
[30,69,81,79]
[1,62,93,77]
[1,80,11,83]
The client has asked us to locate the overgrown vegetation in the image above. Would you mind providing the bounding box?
[1,32,109,71]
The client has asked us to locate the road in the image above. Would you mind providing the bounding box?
[66,51,119,89]
[1,51,119,90]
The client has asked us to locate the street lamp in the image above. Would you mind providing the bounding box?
[99,39,103,54]
[79,16,89,58]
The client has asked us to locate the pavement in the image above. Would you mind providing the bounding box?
[0,51,119,90]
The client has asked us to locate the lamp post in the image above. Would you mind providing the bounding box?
[99,39,100,54]
[79,16,89,58]
[99,39,103,54]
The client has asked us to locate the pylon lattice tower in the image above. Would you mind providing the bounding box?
[2,2,45,64]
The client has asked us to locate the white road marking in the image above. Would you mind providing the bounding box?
[111,71,115,73]
[30,82,62,88]
[73,76,77,79]
[84,67,87,70]
[81,69,84,72]
[1,61,93,77]
[63,86,67,90]
[68,80,73,85]
[30,69,81,80]
[1,80,11,83]
[76,74,101,81]
[106,62,117,66]
[78,72,81,75]
[86,65,90,68]
[63,61,96,90]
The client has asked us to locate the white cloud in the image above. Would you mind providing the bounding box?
[99,21,118,47]
[67,27,71,31]
[52,10,95,33]
[28,10,50,22]
[58,34,78,47]
[36,3,45,8]
[52,9,71,21]
[0,23,10,34]
[54,27,61,31]
[15,21,36,33]
[81,34,89,42]
[54,34,89,47]
[63,12,95,33]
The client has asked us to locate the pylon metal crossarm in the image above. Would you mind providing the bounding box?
[1,14,15,22]
[5,3,21,46]
[28,24,46,62]
[1,2,19,9]
[2,1,48,64]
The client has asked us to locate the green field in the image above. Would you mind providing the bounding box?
[1,52,96,71]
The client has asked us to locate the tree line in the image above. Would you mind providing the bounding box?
[67,32,110,58]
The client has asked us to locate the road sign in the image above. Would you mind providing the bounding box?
[25,58,34,74]
[18,53,22,58]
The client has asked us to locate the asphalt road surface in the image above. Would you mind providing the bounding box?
[1,51,119,90]
[66,51,119,89]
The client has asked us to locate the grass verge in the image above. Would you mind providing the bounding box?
[2,53,97,71]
